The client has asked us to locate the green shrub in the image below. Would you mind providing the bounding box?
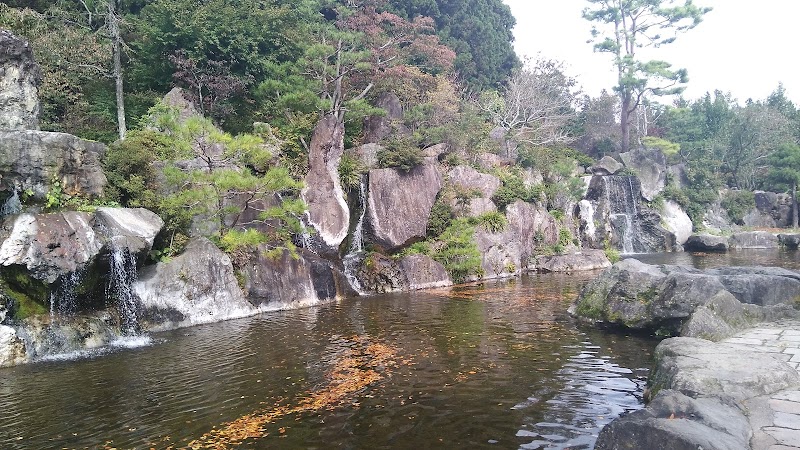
[377,137,424,172]
[427,198,454,237]
[338,154,366,192]
[558,227,573,247]
[720,190,755,225]
[603,240,621,263]
[432,218,483,283]
[470,211,508,233]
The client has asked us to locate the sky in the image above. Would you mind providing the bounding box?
[503,0,800,105]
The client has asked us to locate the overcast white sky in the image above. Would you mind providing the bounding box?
[504,0,800,105]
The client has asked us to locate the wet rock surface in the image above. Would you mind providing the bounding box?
[0,30,40,131]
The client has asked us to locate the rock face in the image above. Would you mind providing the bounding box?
[349,142,382,169]
[619,147,667,201]
[0,31,40,131]
[684,233,728,252]
[242,246,344,308]
[0,325,26,367]
[398,254,451,290]
[581,175,676,253]
[355,252,408,293]
[134,238,257,330]
[570,259,800,336]
[779,233,800,249]
[743,191,792,228]
[301,115,350,250]
[0,130,107,199]
[448,165,500,216]
[366,164,442,250]
[534,249,611,273]
[475,200,558,278]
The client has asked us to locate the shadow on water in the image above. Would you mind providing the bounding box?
[0,272,660,449]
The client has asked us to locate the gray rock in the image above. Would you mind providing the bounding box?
[475,201,558,278]
[422,143,450,160]
[667,163,690,189]
[448,165,501,199]
[572,260,800,334]
[461,198,497,217]
[0,208,163,284]
[684,233,729,252]
[728,231,779,249]
[744,191,793,228]
[349,142,382,169]
[595,390,751,450]
[650,337,800,403]
[779,233,800,249]
[535,249,611,273]
[363,92,405,143]
[619,147,667,201]
[301,115,350,250]
[0,325,26,367]
[398,254,451,290]
[591,155,623,175]
[0,30,40,131]
[0,130,107,199]
[134,237,256,330]
[243,246,344,307]
[366,164,442,250]
[160,87,201,122]
[355,252,409,293]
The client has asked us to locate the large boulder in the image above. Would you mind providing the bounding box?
[0,325,26,367]
[571,260,800,335]
[0,130,107,199]
[398,254,451,290]
[779,233,800,249]
[301,115,350,251]
[619,147,667,201]
[242,246,345,308]
[728,231,779,249]
[475,201,558,279]
[684,233,728,252]
[590,156,623,175]
[134,238,257,330]
[354,252,408,293]
[0,208,163,284]
[743,191,792,228]
[366,164,442,250]
[448,165,501,217]
[348,142,382,169]
[0,30,40,131]
[534,249,612,273]
[595,390,751,450]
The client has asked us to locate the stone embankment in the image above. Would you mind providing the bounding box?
[596,321,800,450]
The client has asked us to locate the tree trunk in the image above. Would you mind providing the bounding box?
[108,0,126,141]
[620,93,631,153]
[793,181,798,229]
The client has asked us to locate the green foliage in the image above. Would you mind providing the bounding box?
[558,227,573,248]
[491,170,533,210]
[720,190,755,225]
[338,154,366,193]
[603,240,621,263]
[431,219,483,283]
[377,137,424,172]
[427,198,454,237]
[642,136,680,162]
[470,211,507,233]
[398,241,432,257]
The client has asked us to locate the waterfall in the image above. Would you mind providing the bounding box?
[106,243,141,335]
[49,270,84,320]
[0,187,21,217]
[342,177,368,295]
[603,176,640,254]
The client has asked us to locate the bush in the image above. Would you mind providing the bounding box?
[470,211,507,233]
[427,198,454,237]
[721,190,755,225]
[338,154,366,192]
[377,137,424,172]
[432,219,483,283]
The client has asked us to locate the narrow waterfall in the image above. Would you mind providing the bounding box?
[49,270,84,319]
[0,187,21,217]
[343,177,367,295]
[106,243,141,335]
[604,176,641,254]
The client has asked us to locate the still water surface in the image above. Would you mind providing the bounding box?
[1,272,661,449]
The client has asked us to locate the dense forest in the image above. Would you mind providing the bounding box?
[2,0,799,267]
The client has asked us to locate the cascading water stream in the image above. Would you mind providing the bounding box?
[343,177,367,295]
[604,176,640,254]
[107,243,141,335]
[49,270,84,320]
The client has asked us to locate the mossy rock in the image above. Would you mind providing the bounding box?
[0,265,51,321]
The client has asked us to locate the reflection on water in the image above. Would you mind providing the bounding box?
[629,248,800,271]
[0,273,659,449]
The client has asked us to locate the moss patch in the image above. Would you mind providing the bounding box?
[0,265,51,321]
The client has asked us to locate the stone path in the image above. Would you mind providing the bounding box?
[722,320,800,449]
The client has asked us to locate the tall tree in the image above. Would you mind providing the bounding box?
[767,143,800,228]
[583,0,711,152]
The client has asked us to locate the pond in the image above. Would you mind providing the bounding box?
[1,271,662,449]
